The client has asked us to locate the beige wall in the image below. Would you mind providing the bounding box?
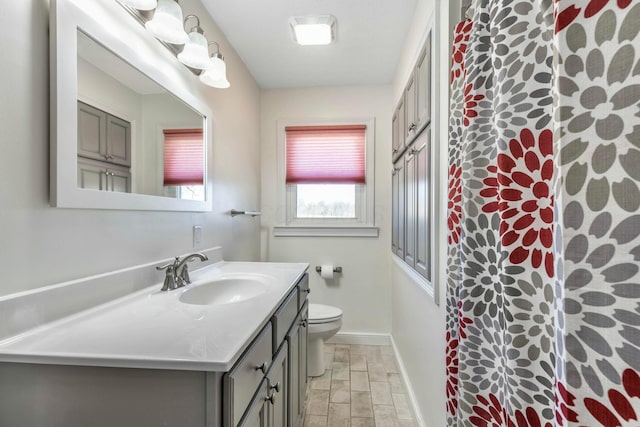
[390,0,450,425]
[0,0,262,297]
[260,85,393,335]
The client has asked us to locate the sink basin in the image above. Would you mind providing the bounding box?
[179,277,269,305]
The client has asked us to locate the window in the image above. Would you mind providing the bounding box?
[162,128,205,201]
[275,119,377,237]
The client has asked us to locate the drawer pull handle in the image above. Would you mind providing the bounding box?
[256,362,268,373]
[303,288,310,294]
[300,319,308,327]
[270,382,281,393]
[266,393,276,405]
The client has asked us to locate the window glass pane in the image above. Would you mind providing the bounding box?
[296,184,355,218]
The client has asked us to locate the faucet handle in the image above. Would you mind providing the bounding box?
[157,264,177,291]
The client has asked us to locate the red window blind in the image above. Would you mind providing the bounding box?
[163,128,204,186]
[285,125,366,184]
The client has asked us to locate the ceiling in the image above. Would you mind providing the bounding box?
[201,0,418,89]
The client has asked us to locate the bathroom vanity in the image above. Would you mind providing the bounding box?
[0,258,309,427]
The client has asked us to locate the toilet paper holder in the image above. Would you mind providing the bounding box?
[315,266,342,274]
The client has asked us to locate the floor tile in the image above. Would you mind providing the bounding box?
[311,369,332,390]
[351,391,373,418]
[398,419,418,426]
[350,353,367,371]
[349,344,367,355]
[370,381,393,405]
[388,373,404,393]
[328,403,350,427]
[332,362,350,381]
[324,351,335,369]
[350,371,370,392]
[351,417,375,427]
[392,393,413,420]
[382,354,399,373]
[334,347,351,363]
[330,379,351,403]
[304,415,327,427]
[374,404,400,427]
[368,363,388,382]
[307,389,330,416]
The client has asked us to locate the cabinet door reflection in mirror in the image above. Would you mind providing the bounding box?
[77,30,205,201]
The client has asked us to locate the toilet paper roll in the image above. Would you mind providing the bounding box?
[320,264,334,279]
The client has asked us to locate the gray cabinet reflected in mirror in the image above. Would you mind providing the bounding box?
[76,30,205,201]
[50,0,212,211]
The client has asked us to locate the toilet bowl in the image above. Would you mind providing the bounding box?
[307,303,343,377]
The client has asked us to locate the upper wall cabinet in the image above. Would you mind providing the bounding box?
[392,32,432,162]
[78,101,131,167]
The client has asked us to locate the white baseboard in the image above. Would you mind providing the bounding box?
[326,332,391,346]
[390,335,426,427]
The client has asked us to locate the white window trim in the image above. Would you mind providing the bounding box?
[274,117,377,237]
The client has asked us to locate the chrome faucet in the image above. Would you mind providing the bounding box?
[156,253,208,291]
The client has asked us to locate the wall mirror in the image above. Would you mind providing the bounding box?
[51,0,213,211]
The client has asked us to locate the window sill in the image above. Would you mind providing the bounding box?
[392,254,435,300]
[273,226,379,238]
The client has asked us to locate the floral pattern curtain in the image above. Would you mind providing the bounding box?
[446,0,640,425]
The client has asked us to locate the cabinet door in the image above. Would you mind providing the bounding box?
[404,149,417,267]
[396,159,406,259]
[404,73,417,146]
[298,303,308,410]
[414,131,431,280]
[392,160,401,253]
[397,96,406,153]
[287,318,302,427]
[267,342,288,427]
[106,115,131,167]
[77,158,107,190]
[238,380,269,427]
[77,101,107,161]
[105,165,131,193]
[415,34,431,133]
[392,109,400,160]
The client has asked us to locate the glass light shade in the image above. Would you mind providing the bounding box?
[200,56,230,88]
[177,30,211,69]
[119,0,157,10]
[145,0,189,44]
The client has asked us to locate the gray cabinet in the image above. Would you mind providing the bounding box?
[391,30,432,282]
[392,30,432,159]
[225,274,309,427]
[78,101,131,167]
[77,158,131,193]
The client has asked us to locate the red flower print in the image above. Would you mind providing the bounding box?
[448,163,463,245]
[445,331,459,416]
[555,382,579,425]
[480,129,555,278]
[555,5,581,33]
[471,394,552,427]
[451,19,472,83]
[585,0,632,18]
[463,83,484,127]
[584,369,640,426]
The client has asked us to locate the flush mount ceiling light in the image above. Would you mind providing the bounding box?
[118,0,157,10]
[177,15,211,69]
[145,0,189,44]
[289,15,336,46]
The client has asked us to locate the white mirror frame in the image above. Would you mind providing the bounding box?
[50,0,213,211]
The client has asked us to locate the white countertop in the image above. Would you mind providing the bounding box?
[0,261,308,372]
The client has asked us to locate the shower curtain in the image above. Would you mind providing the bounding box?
[446,0,640,426]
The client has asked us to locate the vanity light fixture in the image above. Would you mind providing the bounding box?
[117,0,231,89]
[118,0,157,11]
[289,15,336,46]
[177,15,211,70]
[199,41,230,88]
[145,0,189,44]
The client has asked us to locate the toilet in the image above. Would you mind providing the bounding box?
[307,303,343,377]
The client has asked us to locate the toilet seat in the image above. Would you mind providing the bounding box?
[308,304,342,324]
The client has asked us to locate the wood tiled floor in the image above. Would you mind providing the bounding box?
[303,344,417,427]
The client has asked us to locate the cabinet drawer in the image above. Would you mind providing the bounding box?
[297,274,309,311]
[224,322,273,427]
[272,288,299,352]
